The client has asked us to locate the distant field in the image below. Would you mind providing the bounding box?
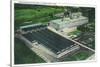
[15,4,64,28]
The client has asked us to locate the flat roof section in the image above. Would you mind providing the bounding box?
[22,25,47,31]
[50,16,87,25]
[23,28,75,54]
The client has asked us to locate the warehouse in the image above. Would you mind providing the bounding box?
[17,24,80,62]
[49,12,88,32]
[22,28,80,54]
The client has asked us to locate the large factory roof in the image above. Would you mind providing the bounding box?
[22,28,76,54]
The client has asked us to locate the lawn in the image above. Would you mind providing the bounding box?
[63,50,93,61]
[68,30,81,36]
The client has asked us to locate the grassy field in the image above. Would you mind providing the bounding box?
[63,50,93,61]
[15,4,64,29]
[14,38,45,64]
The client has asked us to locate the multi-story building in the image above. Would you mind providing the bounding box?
[49,12,88,33]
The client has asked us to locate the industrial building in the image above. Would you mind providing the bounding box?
[49,12,88,33]
[15,12,91,62]
[16,23,81,62]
